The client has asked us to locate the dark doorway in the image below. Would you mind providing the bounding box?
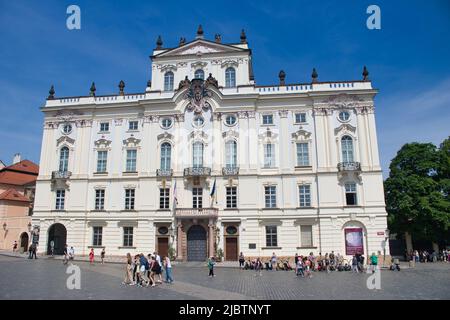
[187,225,207,261]
[157,237,169,259]
[225,237,238,261]
[47,223,67,255]
[20,232,29,252]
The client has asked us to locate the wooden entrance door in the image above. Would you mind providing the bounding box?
[157,237,169,258]
[225,237,238,261]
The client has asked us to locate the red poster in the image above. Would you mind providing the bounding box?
[345,228,364,255]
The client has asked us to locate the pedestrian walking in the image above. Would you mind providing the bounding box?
[208,256,216,277]
[305,258,312,278]
[122,253,133,285]
[32,243,37,259]
[296,258,304,277]
[101,248,105,264]
[254,258,262,276]
[238,252,245,270]
[370,252,378,273]
[63,244,69,265]
[89,248,95,265]
[50,240,55,257]
[352,254,359,273]
[271,252,277,271]
[13,241,18,253]
[149,255,158,286]
[28,244,33,259]
[164,256,174,283]
[153,251,163,284]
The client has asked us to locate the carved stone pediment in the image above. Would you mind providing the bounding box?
[57,136,75,146]
[157,132,174,141]
[221,59,239,68]
[325,93,363,109]
[184,79,212,114]
[222,130,239,139]
[292,129,312,140]
[54,110,83,122]
[334,123,357,135]
[189,130,208,141]
[94,138,112,149]
[123,137,141,147]
[191,61,208,69]
[158,64,177,72]
[258,127,278,142]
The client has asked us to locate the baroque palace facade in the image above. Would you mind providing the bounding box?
[33,27,389,261]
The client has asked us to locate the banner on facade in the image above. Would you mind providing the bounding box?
[345,228,364,255]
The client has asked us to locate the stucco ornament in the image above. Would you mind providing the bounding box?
[185,79,212,114]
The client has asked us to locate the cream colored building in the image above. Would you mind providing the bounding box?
[33,27,389,261]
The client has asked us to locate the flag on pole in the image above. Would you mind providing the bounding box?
[210,178,217,206]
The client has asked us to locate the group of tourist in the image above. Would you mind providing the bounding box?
[406,249,450,263]
[121,252,174,287]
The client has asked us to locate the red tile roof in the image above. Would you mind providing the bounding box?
[6,160,39,174]
[0,160,38,186]
[0,189,30,203]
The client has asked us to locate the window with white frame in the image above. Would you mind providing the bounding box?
[160,143,171,170]
[96,150,107,173]
[125,189,135,210]
[192,188,203,208]
[300,225,313,247]
[225,140,237,168]
[295,113,307,124]
[194,69,204,80]
[265,225,278,247]
[99,122,109,132]
[128,121,138,131]
[296,143,310,166]
[345,183,357,205]
[225,67,236,87]
[264,186,277,208]
[299,185,311,207]
[341,136,354,163]
[164,72,174,91]
[55,189,65,210]
[262,114,273,125]
[126,149,137,172]
[95,189,105,210]
[193,142,204,168]
[123,227,133,247]
[159,188,170,209]
[263,143,275,167]
[93,226,102,246]
[59,147,69,172]
[226,186,237,208]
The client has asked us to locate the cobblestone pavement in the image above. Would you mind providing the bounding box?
[0,255,449,300]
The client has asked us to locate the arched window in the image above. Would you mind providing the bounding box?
[59,147,69,172]
[160,143,172,171]
[225,67,236,88]
[225,140,237,168]
[164,71,174,91]
[341,136,354,163]
[193,142,204,168]
[194,69,204,80]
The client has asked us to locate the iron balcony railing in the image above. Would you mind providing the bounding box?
[183,167,211,177]
[175,208,218,218]
[222,166,239,176]
[337,162,361,172]
[51,171,72,179]
[156,169,173,177]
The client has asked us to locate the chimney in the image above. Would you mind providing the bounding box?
[13,153,21,164]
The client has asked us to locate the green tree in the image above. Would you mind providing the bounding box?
[384,139,450,246]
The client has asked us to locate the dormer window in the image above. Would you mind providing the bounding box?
[164,71,174,91]
[225,67,236,87]
[194,69,204,80]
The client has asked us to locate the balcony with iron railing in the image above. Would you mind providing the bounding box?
[222,166,239,176]
[175,207,218,218]
[183,167,211,177]
[156,169,173,177]
[51,171,72,179]
[337,162,361,172]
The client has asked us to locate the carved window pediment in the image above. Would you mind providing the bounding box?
[191,61,208,69]
[57,136,75,147]
[158,64,177,72]
[157,132,174,141]
[189,130,208,141]
[94,138,112,149]
[334,124,356,136]
[123,137,141,147]
[292,129,312,141]
[222,130,239,139]
[258,128,278,143]
[221,59,239,68]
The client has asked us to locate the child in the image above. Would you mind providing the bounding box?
[89,248,95,265]
[305,258,312,278]
[296,258,304,277]
[208,256,216,277]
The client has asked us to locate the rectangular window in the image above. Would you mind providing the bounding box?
[159,188,170,209]
[95,189,105,210]
[93,226,103,246]
[55,190,65,210]
[125,189,135,210]
[126,149,137,172]
[296,143,310,166]
[97,151,107,173]
[300,225,313,247]
[99,122,109,132]
[264,144,275,168]
[128,121,138,131]
[295,113,307,124]
[265,225,278,247]
[226,187,237,208]
[264,186,277,208]
[299,185,311,207]
[193,188,203,209]
[123,227,133,247]
[345,183,357,205]
[262,114,273,125]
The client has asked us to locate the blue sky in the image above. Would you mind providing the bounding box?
[0,0,449,177]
